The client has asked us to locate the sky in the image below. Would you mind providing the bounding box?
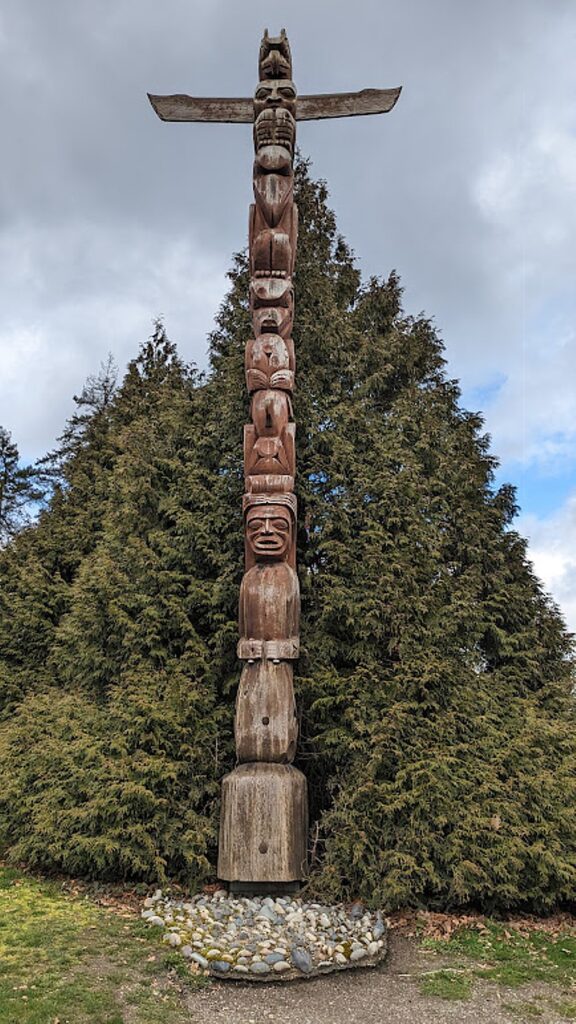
[0,0,575,630]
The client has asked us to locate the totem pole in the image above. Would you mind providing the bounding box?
[148,30,401,893]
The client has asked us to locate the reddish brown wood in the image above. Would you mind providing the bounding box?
[148,27,401,892]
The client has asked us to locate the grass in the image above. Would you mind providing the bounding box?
[419,920,576,1017]
[419,969,472,1000]
[0,866,208,1024]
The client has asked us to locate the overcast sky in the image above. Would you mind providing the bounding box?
[1,0,575,630]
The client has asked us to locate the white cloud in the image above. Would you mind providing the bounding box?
[0,220,227,460]
[519,494,576,634]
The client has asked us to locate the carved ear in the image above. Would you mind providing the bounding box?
[263,28,269,39]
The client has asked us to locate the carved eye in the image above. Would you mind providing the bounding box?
[280,87,296,100]
[247,518,264,532]
[272,519,289,533]
[256,87,271,101]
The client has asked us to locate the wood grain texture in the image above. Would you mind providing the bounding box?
[218,763,308,882]
[148,87,402,125]
[296,87,402,121]
[147,93,254,123]
[235,662,298,763]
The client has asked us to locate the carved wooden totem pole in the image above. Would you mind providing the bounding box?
[148,30,400,893]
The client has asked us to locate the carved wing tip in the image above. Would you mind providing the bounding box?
[147,93,167,120]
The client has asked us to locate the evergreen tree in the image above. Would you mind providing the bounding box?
[0,162,575,908]
[0,426,41,544]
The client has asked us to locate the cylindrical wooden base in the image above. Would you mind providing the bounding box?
[218,762,308,884]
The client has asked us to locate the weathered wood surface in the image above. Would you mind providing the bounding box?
[148,86,401,124]
[218,764,308,882]
[235,662,298,763]
[147,93,254,122]
[297,87,402,120]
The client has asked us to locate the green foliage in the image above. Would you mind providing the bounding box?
[0,425,42,544]
[0,161,575,910]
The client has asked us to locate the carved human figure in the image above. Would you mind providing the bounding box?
[245,333,295,393]
[238,497,300,661]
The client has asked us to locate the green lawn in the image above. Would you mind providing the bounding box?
[0,867,207,1024]
[419,918,576,1016]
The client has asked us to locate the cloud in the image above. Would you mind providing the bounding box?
[519,495,576,635]
[0,219,227,460]
[0,0,575,627]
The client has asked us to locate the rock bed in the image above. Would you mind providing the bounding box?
[141,890,387,982]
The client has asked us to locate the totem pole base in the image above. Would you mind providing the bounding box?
[218,763,308,888]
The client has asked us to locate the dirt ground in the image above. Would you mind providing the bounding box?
[182,932,570,1024]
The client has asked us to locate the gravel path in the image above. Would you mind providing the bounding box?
[182,932,550,1024]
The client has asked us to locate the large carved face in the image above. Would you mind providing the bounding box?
[246,504,292,561]
[254,81,297,119]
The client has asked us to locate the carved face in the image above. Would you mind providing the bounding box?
[259,30,292,81]
[254,81,297,118]
[254,108,296,157]
[246,504,292,561]
[252,306,293,339]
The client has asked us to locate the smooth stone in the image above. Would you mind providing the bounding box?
[211,961,231,974]
[350,948,367,961]
[373,912,385,940]
[256,907,277,923]
[147,916,164,927]
[291,947,313,974]
[335,953,347,964]
[367,942,379,956]
[250,962,271,975]
[264,953,285,965]
[233,965,249,974]
[205,949,223,959]
[272,960,291,973]
[190,953,209,969]
[167,933,181,946]
[181,945,193,958]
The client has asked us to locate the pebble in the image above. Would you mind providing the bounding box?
[250,961,271,974]
[273,960,291,973]
[211,961,231,974]
[141,890,387,981]
[291,947,313,974]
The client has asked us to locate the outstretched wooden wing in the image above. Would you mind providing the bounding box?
[148,86,402,124]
